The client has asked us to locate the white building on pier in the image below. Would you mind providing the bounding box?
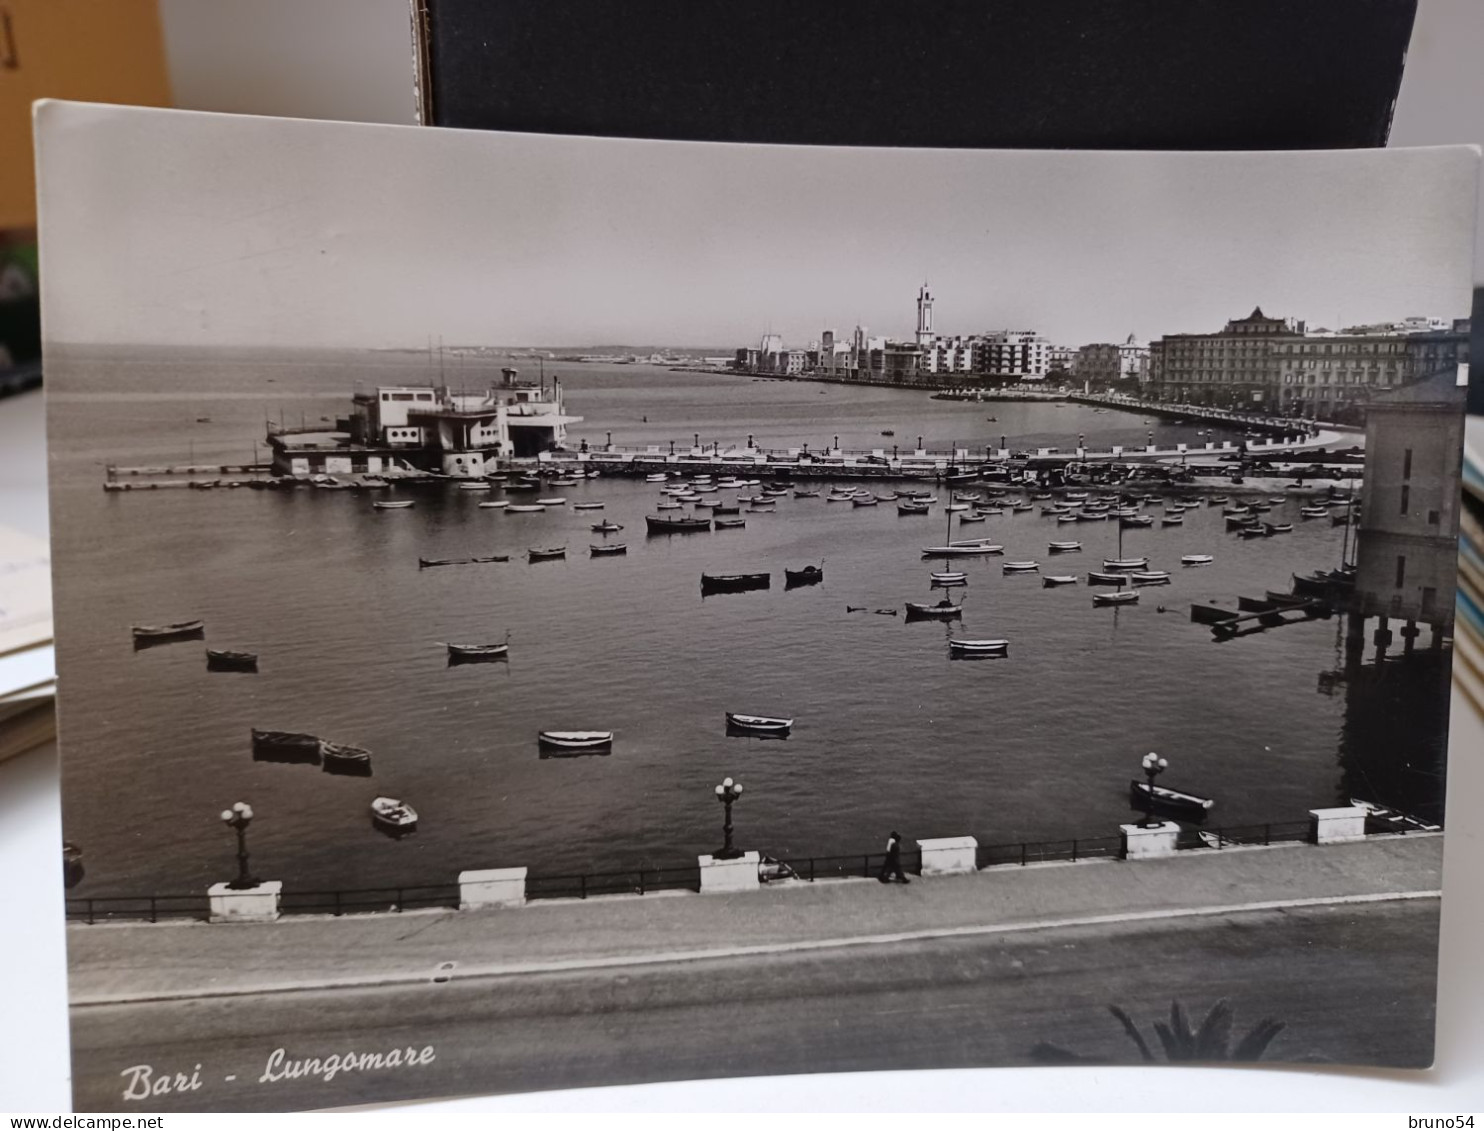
[268,368,581,478]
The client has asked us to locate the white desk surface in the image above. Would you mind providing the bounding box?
[2,387,1480,1113]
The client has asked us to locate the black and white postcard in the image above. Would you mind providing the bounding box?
[36,102,1475,1111]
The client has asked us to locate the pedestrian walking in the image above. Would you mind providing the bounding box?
[878,830,909,884]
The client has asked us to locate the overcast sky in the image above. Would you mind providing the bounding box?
[36,103,1479,351]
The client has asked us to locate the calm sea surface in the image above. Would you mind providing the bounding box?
[47,349,1439,895]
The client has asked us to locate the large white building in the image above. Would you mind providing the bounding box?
[269,368,581,477]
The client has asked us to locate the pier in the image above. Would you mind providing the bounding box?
[1063,392,1345,438]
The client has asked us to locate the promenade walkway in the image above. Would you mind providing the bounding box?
[69,833,1441,1006]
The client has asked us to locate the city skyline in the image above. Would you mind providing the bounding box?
[37,105,1477,352]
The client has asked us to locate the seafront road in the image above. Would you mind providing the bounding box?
[68,835,1442,1111]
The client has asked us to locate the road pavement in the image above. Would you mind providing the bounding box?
[65,835,1444,1111]
[71,900,1439,1111]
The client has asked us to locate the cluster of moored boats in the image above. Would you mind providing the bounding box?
[131,620,260,671]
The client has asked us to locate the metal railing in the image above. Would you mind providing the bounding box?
[525,865,702,901]
[278,884,460,916]
[976,837,1125,869]
[66,811,1437,922]
[1178,821,1313,849]
[66,894,210,924]
[776,850,923,882]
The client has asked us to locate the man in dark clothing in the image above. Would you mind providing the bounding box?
[878,830,909,884]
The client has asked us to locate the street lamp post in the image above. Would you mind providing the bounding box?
[1139,752,1168,828]
[220,801,258,890]
[714,777,744,859]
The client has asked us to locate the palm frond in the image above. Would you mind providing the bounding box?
[1169,1000,1195,1058]
[1194,999,1235,1060]
[1107,1004,1155,1062]
[1232,1019,1287,1061]
[1153,1020,1184,1061]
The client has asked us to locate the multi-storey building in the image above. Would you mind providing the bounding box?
[1074,334,1149,388]
[971,331,1049,380]
[919,335,976,374]
[1147,307,1302,410]
[1148,307,1469,421]
[1351,365,1467,637]
[1046,344,1077,376]
[271,369,580,477]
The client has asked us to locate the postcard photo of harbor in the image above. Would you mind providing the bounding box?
[37,104,1476,1111]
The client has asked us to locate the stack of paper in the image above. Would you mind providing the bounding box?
[1456,417,1484,718]
[0,524,54,762]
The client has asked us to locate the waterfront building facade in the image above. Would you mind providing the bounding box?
[1148,307,1469,422]
[970,331,1049,381]
[269,369,580,477]
[1351,366,1468,637]
[1074,334,1149,389]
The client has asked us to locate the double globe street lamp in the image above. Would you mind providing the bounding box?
[1139,752,1169,828]
[714,777,744,859]
[220,800,258,890]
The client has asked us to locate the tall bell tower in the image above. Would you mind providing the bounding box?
[915,284,934,347]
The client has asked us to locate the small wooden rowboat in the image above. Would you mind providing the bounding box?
[419,555,509,568]
[478,500,509,509]
[320,740,372,776]
[535,497,568,506]
[1043,575,1078,587]
[132,620,205,645]
[1002,561,1039,573]
[1300,506,1329,518]
[505,504,546,513]
[905,599,964,619]
[931,570,968,586]
[1160,515,1184,526]
[528,547,567,561]
[373,500,415,509]
[251,728,321,764]
[371,796,417,833]
[1129,780,1214,818]
[852,496,879,507]
[898,502,931,515]
[714,518,747,529]
[1130,571,1171,586]
[1093,591,1139,606]
[958,513,987,524]
[590,543,628,556]
[459,483,492,491]
[1048,541,1082,552]
[538,730,614,754]
[784,565,824,587]
[1120,515,1154,528]
[591,520,624,533]
[726,712,793,734]
[573,502,606,511]
[949,639,1009,656]
[793,489,819,498]
[1102,557,1148,571]
[206,649,259,672]
[701,572,770,594]
[1264,523,1293,534]
[1181,554,1214,566]
[444,639,509,661]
